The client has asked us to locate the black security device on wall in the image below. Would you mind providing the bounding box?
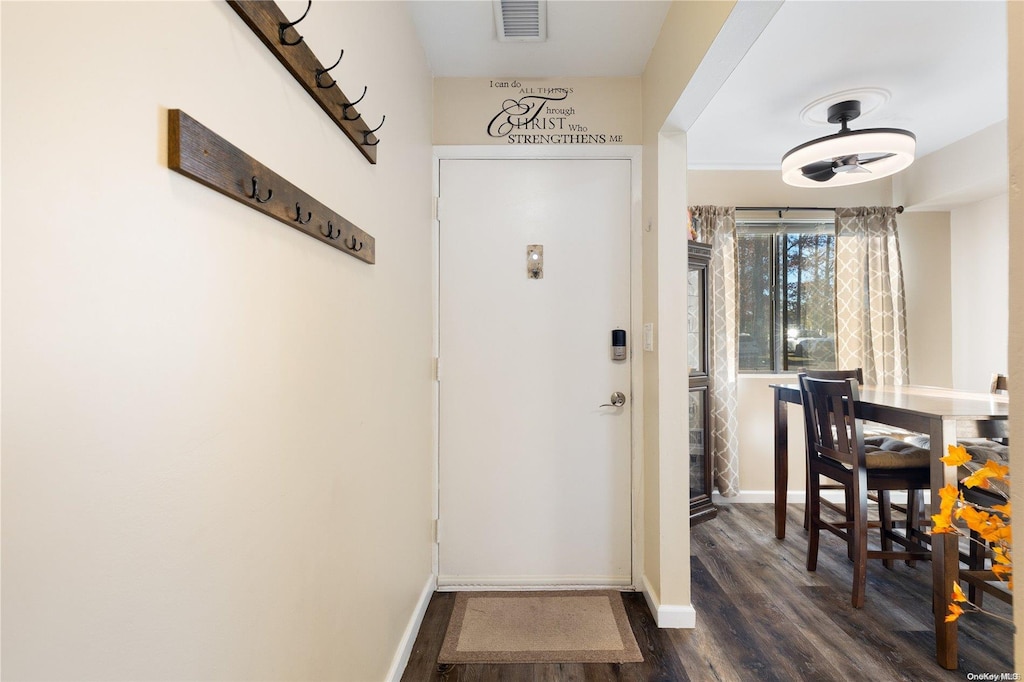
[611,329,627,361]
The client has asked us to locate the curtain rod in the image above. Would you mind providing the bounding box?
[735,205,904,215]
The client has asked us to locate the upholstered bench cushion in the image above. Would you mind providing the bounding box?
[824,437,931,469]
[901,436,1010,498]
[961,441,1010,498]
[864,438,932,469]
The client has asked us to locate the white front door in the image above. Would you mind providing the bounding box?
[438,158,633,588]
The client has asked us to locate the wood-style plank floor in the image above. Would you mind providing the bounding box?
[402,503,1013,681]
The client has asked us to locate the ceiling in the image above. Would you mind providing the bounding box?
[409,0,1008,170]
[407,1,672,77]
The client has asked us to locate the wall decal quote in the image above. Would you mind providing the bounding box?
[485,82,625,145]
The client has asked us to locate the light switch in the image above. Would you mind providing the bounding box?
[643,323,654,352]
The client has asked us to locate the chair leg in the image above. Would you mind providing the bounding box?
[905,490,920,567]
[969,529,987,608]
[845,484,855,561]
[807,471,821,572]
[803,455,812,531]
[851,470,869,608]
[879,490,894,570]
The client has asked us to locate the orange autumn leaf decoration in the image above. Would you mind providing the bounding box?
[930,444,1011,622]
[951,582,968,602]
[941,445,973,468]
[962,459,1010,489]
[930,484,960,534]
[946,581,972,623]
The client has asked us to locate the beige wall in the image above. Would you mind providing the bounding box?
[894,121,1008,211]
[1,2,434,680]
[433,77,641,145]
[950,194,1010,391]
[640,0,735,613]
[899,210,953,388]
[892,116,1010,394]
[687,170,954,495]
[688,168,894,208]
[1007,1,1023,666]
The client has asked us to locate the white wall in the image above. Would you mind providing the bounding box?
[1,2,434,680]
[950,194,1010,391]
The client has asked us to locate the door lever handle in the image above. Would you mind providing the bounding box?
[600,392,626,408]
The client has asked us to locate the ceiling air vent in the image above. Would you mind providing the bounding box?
[493,0,547,42]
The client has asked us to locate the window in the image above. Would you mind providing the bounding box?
[737,220,837,373]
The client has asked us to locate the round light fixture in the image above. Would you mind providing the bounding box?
[781,100,915,188]
[799,88,890,126]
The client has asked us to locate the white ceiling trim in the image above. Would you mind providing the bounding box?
[664,0,783,133]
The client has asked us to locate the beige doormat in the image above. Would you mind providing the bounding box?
[438,590,643,664]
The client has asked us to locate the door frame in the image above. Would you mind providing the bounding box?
[431,145,644,590]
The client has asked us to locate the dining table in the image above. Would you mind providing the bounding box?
[770,382,1010,670]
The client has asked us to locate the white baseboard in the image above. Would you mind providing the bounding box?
[712,490,841,504]
[386,574,436,682]
[712,490,788,504]
[641,574,696,629]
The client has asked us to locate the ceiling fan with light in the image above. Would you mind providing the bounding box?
[781,100,916,187]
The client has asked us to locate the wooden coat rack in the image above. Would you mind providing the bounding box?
[168,109,375,264]
[226,0,382,164]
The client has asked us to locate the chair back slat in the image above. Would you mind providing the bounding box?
[799,373,866,470]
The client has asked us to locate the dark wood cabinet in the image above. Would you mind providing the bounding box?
[687,241,717,525]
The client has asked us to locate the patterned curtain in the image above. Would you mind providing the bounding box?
[690,206,740,496]
[834,207,910,385]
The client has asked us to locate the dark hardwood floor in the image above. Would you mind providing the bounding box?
[402,503,1013,681]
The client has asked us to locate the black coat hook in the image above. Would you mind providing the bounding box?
[345,235,363,252]
[342,86,367,121]
[320,221,341,240]
[248,176,273,203]
[294,203,312,224]
[361,115,384,146]
[316,50,344,89]
[279,0,312,46]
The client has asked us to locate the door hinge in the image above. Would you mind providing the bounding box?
[433,196,441,222]
[433,357,441,382]
[432,518,441,543]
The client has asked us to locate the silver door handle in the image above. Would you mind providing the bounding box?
[600,392,626,408]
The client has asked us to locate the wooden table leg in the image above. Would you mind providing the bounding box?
[931,419,959,669]
[774,387,788,539]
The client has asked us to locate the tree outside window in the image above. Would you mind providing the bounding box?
[738,222,836,373]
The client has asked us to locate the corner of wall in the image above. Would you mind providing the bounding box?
[642,574,697,629]
[386,574,437,682]
[1005,0,1024,666]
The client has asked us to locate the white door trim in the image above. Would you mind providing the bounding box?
[431,145,644,591]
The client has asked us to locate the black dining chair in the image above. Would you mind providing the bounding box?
[799,374,932,607]
[800,368,925,562]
